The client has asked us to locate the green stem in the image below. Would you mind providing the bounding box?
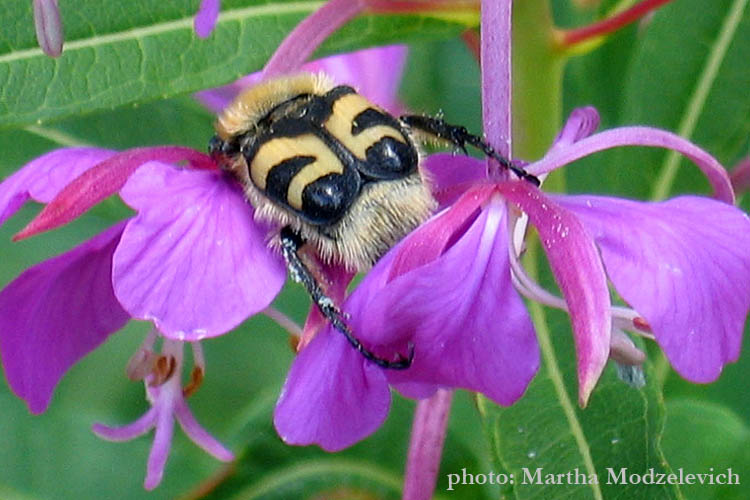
[512,0,565,191]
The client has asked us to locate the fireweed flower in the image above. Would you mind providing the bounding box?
[274,104,750,450]
[271,0,750,447]
[93,334,233,490]
[0,148,283,487]
[0,46,407,487]
[195,45,407,115]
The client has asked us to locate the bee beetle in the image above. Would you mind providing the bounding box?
[209,72,538,369]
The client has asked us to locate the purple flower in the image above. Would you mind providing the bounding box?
[420,107,750,396]
[0,148,282,487]
[273,107,750,454]
[0,44,410,487]
[93,335,233,490]
[510,107,750,386]
[275,183,541,451]
[0,148,285,414]
[195,44,408,115]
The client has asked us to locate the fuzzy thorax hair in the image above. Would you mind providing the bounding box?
[215,72,335,141]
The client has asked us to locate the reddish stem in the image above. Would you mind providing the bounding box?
[461,29,480,61]
[561,0,674,46]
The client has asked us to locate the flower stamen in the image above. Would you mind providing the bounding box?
[183,366,204,398]
[126,329,159,381]
[149,355,177,387]
[610,328,646,366]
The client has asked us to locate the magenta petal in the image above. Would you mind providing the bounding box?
[15,146,214,240]
[305,45,408,114]
[194,0,220,38]
[556,195,750,382]
[0,148,115,226]
[113,162,285,340]
[389,186,491,277]
[498,182,611,406]
[0,223,130,413]
[424,154,487,208]
[274,328,391,451]
[362,197,539,405]
[527,127,734,203]
[262,0,364,78]
[197,45,408,115]
[548,107,600,151]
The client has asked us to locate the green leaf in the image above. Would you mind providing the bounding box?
[478,271,678,500]
[622,0,750,199]
[564,0,750,200]
[199,391,490,500]
[0,0,474,130]
[661,399,748,500]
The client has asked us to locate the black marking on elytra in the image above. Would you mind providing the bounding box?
[302,171,362,225]
[351,108,401,134]
[265,156,316,207]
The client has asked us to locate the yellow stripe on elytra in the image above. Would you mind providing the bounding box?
[325,93,405,160]
[250,134,344,210]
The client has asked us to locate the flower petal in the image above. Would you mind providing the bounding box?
[497,182,611,406]
[527,127,734,203]
[360,196,539,405]
[548,106,600,152]
[194,0,220,38]
[423,154,487,208]
[388,185,492,277]
[305,45,408,114]
[262,0,364,78]
[0,223,130,413]
[15,147,214,240]
[0,148,115,227]
[556,194,750,382]
[113,162,285,340]
[274,328,391,451]
[196,45,408,114]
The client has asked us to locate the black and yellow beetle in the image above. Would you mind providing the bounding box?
[209,72,538,369]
